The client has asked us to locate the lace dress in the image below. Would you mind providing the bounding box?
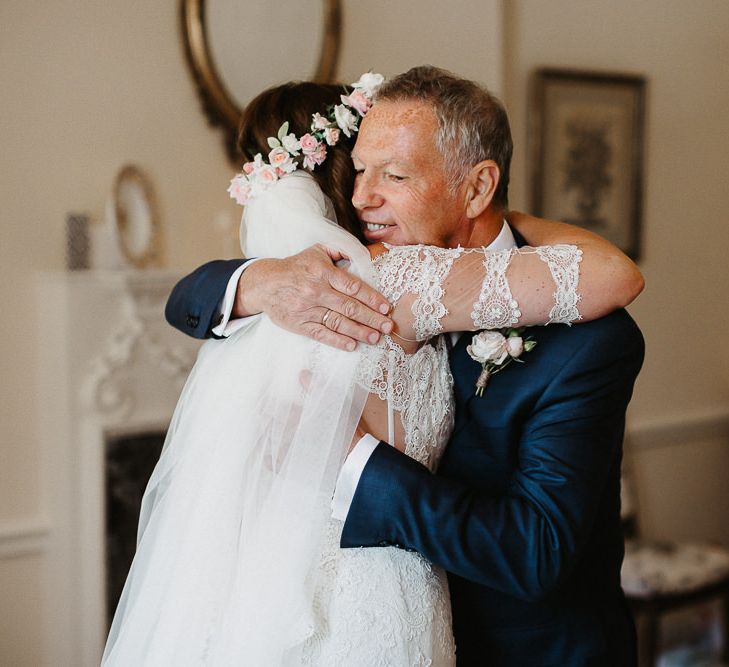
[295,263,458,666]
[296,343,456,665]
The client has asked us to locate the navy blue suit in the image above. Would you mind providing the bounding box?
[165,259,246,338]
[165,240,643,666]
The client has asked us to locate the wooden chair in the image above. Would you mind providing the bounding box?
[620,470,729,666]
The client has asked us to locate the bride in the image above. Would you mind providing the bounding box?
[102,75,641,666]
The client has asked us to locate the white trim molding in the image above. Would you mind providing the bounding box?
[627,408,729,451]
[0,516,50,559]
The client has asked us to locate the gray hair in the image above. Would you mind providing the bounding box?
[375,65,512,208]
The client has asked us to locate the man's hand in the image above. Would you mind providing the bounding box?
[234,244,393,351]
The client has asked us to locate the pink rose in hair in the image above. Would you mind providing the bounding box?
[243,153,263,174]
[341,90,371,116]
[324,127,340,146]
[268,147,297,174]
[256,164,279,184]
[299,133,319,154]
[311,142,327,165]
[228,175,252,205]
[303,143,327,170]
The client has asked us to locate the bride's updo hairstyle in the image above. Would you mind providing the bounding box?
[237,82,364,243]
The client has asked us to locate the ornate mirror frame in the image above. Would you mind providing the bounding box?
[114,165,161,269]
[180,0,342,163]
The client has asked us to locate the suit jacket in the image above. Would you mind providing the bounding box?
[165,240,644,666]
[165,259,246,338]
[341,228,644,665]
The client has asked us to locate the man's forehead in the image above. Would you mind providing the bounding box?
[354,99,438,159]
[362,100,438,129]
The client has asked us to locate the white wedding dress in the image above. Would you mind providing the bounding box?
[101,172,457,666]
[102,171,581,666]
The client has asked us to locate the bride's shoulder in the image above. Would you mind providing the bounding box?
[367,242,388,261]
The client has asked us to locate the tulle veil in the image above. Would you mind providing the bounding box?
[102,172,375,665]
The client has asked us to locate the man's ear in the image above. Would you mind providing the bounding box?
[464,160,500,218]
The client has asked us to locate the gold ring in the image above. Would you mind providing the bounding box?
[322,309,333,327]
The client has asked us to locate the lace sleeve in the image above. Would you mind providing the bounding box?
[372,245,465,339]
[470,245,583,328]
[373,243,583,341]
[533,245,583,324]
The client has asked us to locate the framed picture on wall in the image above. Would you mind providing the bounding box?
[529,68,646,260]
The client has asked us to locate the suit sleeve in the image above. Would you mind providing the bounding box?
[341,316,644,602]
[165,259,248,339]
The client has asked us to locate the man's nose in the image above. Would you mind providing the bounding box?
[352,173,383,210]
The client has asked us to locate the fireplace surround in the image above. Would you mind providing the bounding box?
[37,270,200,666]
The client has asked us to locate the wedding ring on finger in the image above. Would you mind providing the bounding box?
[322,308,333,328]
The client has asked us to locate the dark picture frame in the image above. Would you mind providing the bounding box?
[529,68,646,260]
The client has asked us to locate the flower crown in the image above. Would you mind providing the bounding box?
[228,72,385,206]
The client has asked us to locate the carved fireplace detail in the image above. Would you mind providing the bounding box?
[37,270,200,666]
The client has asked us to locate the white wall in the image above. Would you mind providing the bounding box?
[0,3,236,662]
[503,0,729,545]
[339,0,503,93]
[1,0,728,663]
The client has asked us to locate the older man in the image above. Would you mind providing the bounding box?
[166,67,643,666]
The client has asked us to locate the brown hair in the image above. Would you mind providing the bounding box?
[375,65,512,209]
[237,81,363,242]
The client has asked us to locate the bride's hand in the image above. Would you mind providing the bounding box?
[233,244,394,351]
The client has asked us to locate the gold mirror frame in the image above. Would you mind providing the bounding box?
[114,165,160,269]
[180,0,342,163]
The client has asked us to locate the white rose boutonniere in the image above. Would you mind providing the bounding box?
[466,327,537,396]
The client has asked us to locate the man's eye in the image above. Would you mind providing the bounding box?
[387,173,406,182]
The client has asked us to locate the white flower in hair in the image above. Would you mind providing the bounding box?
[324,127,340,146]
[352,71,385,98]
[281,133,301,155]
[311,113,329,130]
[334,104,359,137]
[227,72,384,206]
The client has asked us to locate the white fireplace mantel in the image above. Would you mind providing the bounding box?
[36,269,202,667]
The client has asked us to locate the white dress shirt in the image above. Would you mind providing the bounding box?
[331,221,517,520]
[211,258,262,337]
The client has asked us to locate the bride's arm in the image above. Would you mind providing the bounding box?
[506,211,644,312]
[372,225,644,342]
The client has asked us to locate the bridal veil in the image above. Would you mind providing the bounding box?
[102,172,374,665]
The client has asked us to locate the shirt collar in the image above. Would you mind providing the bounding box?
[485,219,517,251]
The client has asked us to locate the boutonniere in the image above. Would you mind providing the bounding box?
[466,328,537,396]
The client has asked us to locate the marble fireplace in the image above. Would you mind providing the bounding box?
[37,270,201,666]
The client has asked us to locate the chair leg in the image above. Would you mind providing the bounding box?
[722,593,729,662]
[637,610,660,667]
